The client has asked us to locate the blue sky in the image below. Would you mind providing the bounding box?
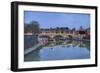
[24,11,90,29]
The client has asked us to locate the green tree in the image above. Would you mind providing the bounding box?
[24,21,40,34]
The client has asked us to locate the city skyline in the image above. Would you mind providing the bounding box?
[24,11,90,29]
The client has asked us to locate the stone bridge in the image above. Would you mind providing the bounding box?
[38,32,79,39]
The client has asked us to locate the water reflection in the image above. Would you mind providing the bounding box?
[24,40,90,62]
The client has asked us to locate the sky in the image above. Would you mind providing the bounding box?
[24,11,90,29]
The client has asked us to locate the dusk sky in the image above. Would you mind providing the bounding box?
[24,11,90,29]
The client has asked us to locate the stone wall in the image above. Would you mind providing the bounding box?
[24,35,38,50]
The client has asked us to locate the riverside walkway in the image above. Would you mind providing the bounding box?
[24,43,43,55]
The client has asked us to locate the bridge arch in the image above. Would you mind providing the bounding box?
[38,33,75,41]
[38,35,51,39]
[53,35,65,41]
[67,35,73,39]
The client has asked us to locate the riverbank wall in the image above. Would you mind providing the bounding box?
[24,35,38,50]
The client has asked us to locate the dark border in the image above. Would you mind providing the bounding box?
[11,1,98,72]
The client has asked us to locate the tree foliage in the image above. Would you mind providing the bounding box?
[24,21,40,34]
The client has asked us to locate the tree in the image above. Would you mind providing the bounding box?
[24,21,40,34]
[55,27,60,33]
[60,27,65,33]
[79,26,84,31]
[79,26,85,34]
[31,21,40,34]
[78,26,85,40]
[71,28,76,34]
[65,27,69,30]
[72,28,76,31]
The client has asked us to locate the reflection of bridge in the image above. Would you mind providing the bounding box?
[38,32,79,39]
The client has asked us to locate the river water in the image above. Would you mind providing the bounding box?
[24,40,90,62]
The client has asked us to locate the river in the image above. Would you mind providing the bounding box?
[24,39,90,62]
